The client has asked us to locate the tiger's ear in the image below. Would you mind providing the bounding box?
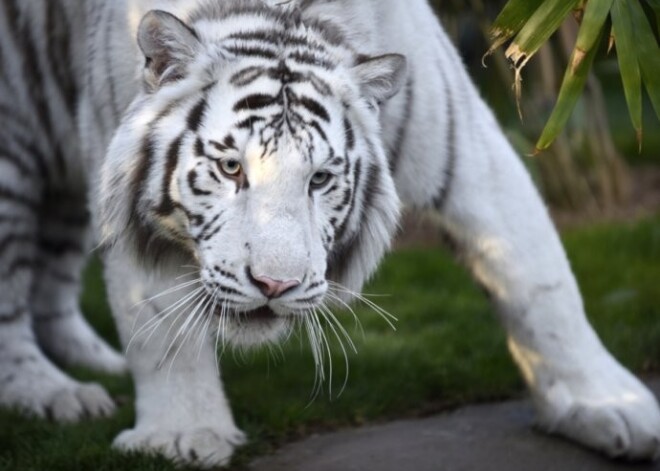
[352,54,407,103]
[137,10,201,90]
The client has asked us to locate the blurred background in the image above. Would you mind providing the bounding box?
[428,0,660,224]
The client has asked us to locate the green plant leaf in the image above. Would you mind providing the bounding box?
[573,0,614,72]
[489,0,545,52]
[628,0,660,121]
[504,0,582,118]
[645,0,660,34]
[488,0,659,149]
[611,0,643,147]
[505,0,581,69]
[535,30,603,152]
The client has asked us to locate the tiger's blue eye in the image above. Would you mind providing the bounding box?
[219,159,242,177]
[310,171,332,189]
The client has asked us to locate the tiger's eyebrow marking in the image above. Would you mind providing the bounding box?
[315,146,343,169]
[236,115,266,130]
[330,156,345,167]
[209,135,238,153]
[229,66,266,87]
[298,96,330,122]
[233,93,278,112]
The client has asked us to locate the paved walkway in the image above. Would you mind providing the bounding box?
[250,379,660,471]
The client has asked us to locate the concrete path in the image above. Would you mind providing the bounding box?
[250,379,660,471]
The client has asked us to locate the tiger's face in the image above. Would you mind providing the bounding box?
[177,75,358,345]
[100,6,405,346]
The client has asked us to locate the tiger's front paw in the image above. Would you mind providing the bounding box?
[535,360,660,460]
[0,336,116,422]
[113,425,246,468]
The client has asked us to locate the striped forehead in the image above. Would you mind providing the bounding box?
[191,7,345,57]
[182,9,353,164]
[198,58,341,164]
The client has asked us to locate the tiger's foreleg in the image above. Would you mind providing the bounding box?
[104,247,245,468]
[0,173,114,421]
[31,188,125,374]
[421,100,660,459]
[378,3,660,456]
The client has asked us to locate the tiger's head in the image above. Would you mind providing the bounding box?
[100,2,405,346]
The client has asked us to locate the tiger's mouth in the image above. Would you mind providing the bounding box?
[241,306,278,322]
[213,304,293,346]
[214,305,280,323]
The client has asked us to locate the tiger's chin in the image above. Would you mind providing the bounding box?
[217,306,293,348]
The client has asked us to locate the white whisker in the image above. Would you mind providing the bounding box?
[141,288,206,347]
[311,308,334,398]
[126,287,205,353]
[166,291,214,370]
[128,277,201,338]
[168,293,213,372]
[213,299,228,375]
[328,281,397,330]
[303,309,324,401]
[324,291,365,340]
[220,300,230,355]
[318,306,351,396]
[319,303,357,354]
[133,278,202,308]
[158,292,208,372]
[197,288,219,360]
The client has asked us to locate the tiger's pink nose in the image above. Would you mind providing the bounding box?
[248,271,300,299]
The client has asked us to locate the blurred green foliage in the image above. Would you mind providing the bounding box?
[433,1,660,164]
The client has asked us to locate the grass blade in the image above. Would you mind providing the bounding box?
[535,30,602,152]
[611,0,644,147]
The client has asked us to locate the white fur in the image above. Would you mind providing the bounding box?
[87,0,660,465]
[104,247,245,468]
[341,0,660,459]
[88,4,402,464]
[0,0,126,422]
[0,317,116,421]
[4,0,658,467]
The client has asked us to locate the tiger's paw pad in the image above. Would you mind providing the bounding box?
[538,374,660,460]
[113,426,247,468]
[34,313,127,374]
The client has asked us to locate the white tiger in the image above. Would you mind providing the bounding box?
[0,0,659,468]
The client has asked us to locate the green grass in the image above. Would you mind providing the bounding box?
[2,216,660,471]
